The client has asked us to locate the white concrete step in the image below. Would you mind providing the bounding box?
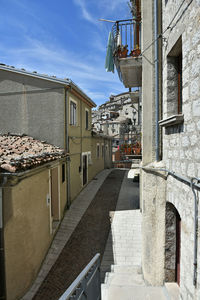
[101,285,169,300]
[104,271,145,287]
[165,283,180,300]
[110,264,142,275]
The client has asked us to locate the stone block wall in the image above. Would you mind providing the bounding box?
[162,0,200,299]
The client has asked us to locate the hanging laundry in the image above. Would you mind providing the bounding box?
[105,31,114,73]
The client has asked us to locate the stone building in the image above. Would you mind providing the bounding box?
[92,91,142,145]
[106,0,200,299]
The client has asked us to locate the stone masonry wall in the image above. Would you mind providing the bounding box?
[162,0,200,299]
[165,202,177,282]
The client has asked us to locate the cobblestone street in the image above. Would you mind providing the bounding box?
[29,169,135,300]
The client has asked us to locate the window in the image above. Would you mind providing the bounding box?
[167,37,182,116]
[102,144,104,158]
[85,109,89,130]
[62,163,65,183]
[97,144,100,158]
[159,37,183,129]
[70,101,77,125]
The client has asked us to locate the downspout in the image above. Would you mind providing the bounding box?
[191,177,199,287]
[65,88,70,208]
[154,0,159,161]
[0,176,8,300]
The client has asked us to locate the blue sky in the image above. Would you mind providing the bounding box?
[0,0,132,106]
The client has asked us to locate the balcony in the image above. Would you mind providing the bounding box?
[111,18,142,88]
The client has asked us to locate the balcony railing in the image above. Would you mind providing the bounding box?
[112,19,141,56]
[111,18,141,81]
[59,253,101,300]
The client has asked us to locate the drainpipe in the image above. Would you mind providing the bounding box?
[0,176,8,300]
[65,88,70,209]
[154,0,159,161]
[191,177,199,287]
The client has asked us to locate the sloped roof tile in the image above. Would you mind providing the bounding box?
[0,134,68,173]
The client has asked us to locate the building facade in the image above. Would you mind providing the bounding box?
[0,134,68,300]
[108,0,200,299]
[0,65,112,205]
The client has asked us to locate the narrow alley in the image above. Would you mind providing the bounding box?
[22,167,178,300]
[22,168,140,300]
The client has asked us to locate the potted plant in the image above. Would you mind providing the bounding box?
[117,45,128,58]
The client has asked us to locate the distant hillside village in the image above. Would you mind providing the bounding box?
[92,90,142,162]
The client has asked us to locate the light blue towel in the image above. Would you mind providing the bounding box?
[105,32,114,73]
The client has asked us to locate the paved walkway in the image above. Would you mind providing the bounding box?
[22,169,113,300]
[101,170,179,300]
[22,168,178,300]
[100,170,140,282]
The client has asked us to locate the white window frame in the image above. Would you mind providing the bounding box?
[70,99,77,126]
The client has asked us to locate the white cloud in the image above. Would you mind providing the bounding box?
[0,37,125,105]
[73,0,97,25]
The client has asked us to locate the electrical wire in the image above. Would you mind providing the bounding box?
[139,0,193,58]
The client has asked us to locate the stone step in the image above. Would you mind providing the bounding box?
[104,270,145,287]
[101,285,169,300]
[110,264,142,275]
[165,282,180,300]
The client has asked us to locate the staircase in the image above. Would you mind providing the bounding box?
[101,209,145,299]
[101,209,179,300]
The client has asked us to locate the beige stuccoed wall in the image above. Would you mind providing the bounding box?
[67,90,112,203]
[141,163,166,285]
[4,161,67,300]
[89,137,105,180]
[67,91,92,202]
[59,162,68,215]
[4,169,51,300]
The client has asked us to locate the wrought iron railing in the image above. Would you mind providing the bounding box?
[112,18,141,57]
[59,254,101,300]
[111,18,141,81]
